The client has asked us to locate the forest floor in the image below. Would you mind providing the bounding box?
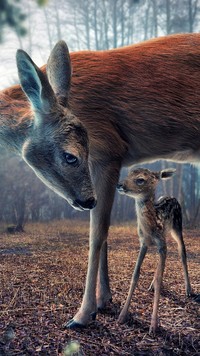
[0,221,199,355]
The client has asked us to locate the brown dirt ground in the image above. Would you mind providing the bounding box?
[0,221,199,355]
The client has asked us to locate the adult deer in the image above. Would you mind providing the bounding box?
[0,34,200,328]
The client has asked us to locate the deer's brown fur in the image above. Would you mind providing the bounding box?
[0,34,199,328]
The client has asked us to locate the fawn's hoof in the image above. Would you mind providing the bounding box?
[117,313,127,324]
[149,326,157,336]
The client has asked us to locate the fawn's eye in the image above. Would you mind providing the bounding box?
[136,178,145,186]
[64,153,78,165]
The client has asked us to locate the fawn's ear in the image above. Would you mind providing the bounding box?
[16,49,57,121]
[160,168,176,180]
[46,41,72,107]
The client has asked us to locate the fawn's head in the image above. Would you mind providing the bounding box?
[16,41,96,211]
[117,168,176,200]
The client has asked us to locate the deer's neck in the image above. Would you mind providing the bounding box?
[0,90,33,154]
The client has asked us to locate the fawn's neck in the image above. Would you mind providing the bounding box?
[135,193,157,231]
[0,90,33,154]
[136,194,155,213]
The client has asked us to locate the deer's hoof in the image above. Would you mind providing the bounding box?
[97,297,112,312]
[192,293,200,303]
[91,312,97,320]
[64,312,97,329]
[64,319,85,329]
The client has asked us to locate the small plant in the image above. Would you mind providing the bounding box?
[63,341,81,356]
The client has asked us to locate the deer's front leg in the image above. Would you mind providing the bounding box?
[149,241,167,334]
[65,162,120,328]
[118,243,148,324]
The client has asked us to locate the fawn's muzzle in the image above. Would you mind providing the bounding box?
[116,183,126,193]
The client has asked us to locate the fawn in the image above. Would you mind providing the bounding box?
[117,168,192,333]
[1,34,200,328]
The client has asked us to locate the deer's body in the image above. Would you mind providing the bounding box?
[2,34,200,163]
[117,168,192,333]
[0,33,198,328]
[69,36,200,166]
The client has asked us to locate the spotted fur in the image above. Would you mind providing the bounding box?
[117,168,192,334]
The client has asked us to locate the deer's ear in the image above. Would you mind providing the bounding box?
[16,49,57,119]
[46,40,72,107]
[160,168,176,180]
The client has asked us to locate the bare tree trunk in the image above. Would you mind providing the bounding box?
[73,5,81,50]
[152,0,158,37]
[188,0,193,32]
[54,1,62,41]
[166,0,171,34]
[102,0,109,49]
[83,0,91,49]
[43,7,53,50]
[0,11,3,43]
[13,192,26,232]
[190,166,196,218]
[120,0,125,47]
[94,0,99,50]
[113,0,118,48]
[188,0,199,33]
[177,165,183,203]
[144,0,151,40]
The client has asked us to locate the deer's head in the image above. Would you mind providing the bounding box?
[16,41,96,211]
[117,168,176,200]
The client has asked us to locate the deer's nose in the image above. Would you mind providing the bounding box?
[75,197,97,210]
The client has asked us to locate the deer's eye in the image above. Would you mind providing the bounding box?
[65,153,78,165]
[136,178,145,186]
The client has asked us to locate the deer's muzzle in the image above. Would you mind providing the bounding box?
[73,197,97,211]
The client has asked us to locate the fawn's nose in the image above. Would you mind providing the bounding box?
[74,197,97,210]
[116,183,125,192]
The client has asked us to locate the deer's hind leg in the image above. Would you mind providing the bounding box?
[96,240,112,309]
[171,228,192,297]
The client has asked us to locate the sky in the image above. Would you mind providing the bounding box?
[0,35,46,90]
[0,2,59,90]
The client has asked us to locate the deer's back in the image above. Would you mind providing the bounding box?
[69,34,200,165]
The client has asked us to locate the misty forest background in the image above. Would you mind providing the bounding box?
[0,0,200,231]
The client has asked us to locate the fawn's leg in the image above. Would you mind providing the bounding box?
[148,275,155,292]
[65,161,120,328]
[149,240,167,334]
[171,229,192,297]
[148,271,164,292]
[118,243,148,324]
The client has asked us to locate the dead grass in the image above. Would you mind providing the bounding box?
[0,221,199,355]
